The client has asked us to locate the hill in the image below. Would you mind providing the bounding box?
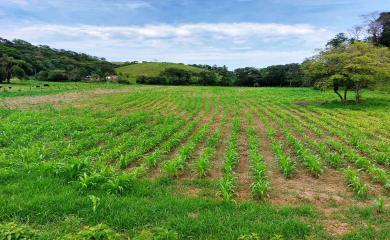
[115,62,205,83]
[0,38,115,83]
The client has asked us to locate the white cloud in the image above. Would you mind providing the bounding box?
[3,22,330,44]
[0,22,332,68]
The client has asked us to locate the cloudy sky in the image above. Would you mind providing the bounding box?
[0,0,389,69]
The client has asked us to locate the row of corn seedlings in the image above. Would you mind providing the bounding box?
[275,104,389,189]
[246,102,295,178]
[257,103,323,177]
[267,104,345,168]
[162,98,217,177]
[194,100,227,177]
[93,96,196,166]
[163,117,214,177]
[219,101,241,201]
[245,111,269,199]
[128,98,209,178]
[266,103,387,194]
[284,103,389,166]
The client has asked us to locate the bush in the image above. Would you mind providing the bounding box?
[0,222,36,240]
[65,224,121,240]
[53,158,92,181]
[133,227,178,240]
[36,71,49,81]
[11,65,25,79]
[48,69,68,81]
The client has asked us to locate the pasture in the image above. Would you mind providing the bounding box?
[0,84,389,239]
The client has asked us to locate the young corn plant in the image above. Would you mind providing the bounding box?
[344,167,369,199]
[271,140,295,178]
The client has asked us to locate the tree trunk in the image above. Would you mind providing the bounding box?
[355,83,361,103]
[343,87,348,103]
[5,63,12,83]
[334,86,344,103]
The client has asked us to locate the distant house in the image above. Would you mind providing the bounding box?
[84,74,102,81]
[106,75,118,81]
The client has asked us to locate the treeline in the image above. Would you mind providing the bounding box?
[0,38,115,83]
[137,63,305,87]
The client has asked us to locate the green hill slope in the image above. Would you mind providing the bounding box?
[115,62,205,83]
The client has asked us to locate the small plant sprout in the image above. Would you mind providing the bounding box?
[89,195,101,213]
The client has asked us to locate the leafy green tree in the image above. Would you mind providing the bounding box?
[36,70,49,81]
[198,71,218,85]
[0,67,6,83]
[11,65,25,79]
[304,42,390,103]
[48,69,68,81]
[326,33,350,48]
[377,12,390,47]
[234,67,262,86]
[0,55,14,83]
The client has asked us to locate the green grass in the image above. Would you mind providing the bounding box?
[0,79,126,98]
[0,85,389,239]
[115,62,205,83]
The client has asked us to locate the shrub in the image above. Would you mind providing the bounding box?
[11,65,25,79]
[0,222,36,240]
[48,69,68,81]
[53,158,92,181]
[133,227,178,240]
[65,224,121,240]
[36,71,48,81]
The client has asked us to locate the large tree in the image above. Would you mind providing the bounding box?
[377,12,390,47]
[304,42,390,103]
[0,55,15,83]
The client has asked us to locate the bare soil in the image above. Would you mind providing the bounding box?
[0,88,140,109]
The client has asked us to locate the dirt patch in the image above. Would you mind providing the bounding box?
[295,101,311,107]
[0,88,137,109]
[321,219,353,236]
[186,186,201,197]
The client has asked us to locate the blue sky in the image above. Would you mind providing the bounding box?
[0,0,389,69]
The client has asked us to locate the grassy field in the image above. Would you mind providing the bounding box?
[115,62,205,83]
[0,84,389,239]
[0,80,126,99]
